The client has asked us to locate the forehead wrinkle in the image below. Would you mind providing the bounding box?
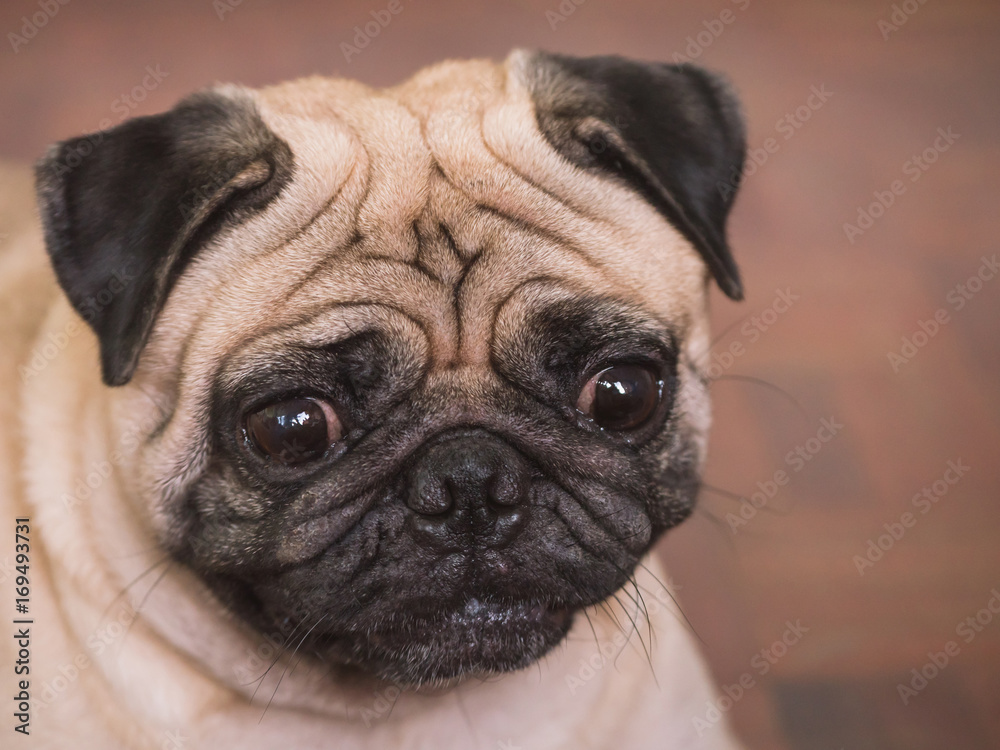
[281,255,459,366]
[394,141,626,372]
[398,182,650,372]
[477,130,611,235]
[448,208,643,368]
[347,100,432,265]
[456,199,697,353]
[218,299,431,380]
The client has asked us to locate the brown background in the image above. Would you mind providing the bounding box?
[2,1,998,747]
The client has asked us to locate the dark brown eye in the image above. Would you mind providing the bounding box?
[244,397,341,465]
[576,364,660,431]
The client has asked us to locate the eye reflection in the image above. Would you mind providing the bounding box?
[576,364,661,431]
[244,397,341,464]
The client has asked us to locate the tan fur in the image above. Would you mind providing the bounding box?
[0,52,739,749]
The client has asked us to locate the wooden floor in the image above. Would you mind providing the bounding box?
[1,1,997,747]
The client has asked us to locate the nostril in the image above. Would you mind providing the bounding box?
[488,470,526,509]
[407,469,453,516]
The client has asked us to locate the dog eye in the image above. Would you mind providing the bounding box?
[244,397,341,464]
[576,364,661,431]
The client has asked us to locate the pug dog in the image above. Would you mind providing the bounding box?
[0,50,746,749]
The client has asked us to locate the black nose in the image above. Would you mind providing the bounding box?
[406,431,530,551]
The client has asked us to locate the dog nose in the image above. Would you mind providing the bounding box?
[406,431,530,551]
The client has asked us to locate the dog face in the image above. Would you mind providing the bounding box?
[35,52,745,684]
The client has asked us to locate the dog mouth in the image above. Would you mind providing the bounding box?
[314,598,576,685]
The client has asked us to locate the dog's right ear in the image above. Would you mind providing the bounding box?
[35,89,293,386]
[519,51,746,301]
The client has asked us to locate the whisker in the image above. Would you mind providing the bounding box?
[134,562,173,614]
[249,620,308,699]
[581,608,602,657]
[100,555,172,623]
[115,561,176,653]
[709,373,809,423]
[611,571,651,646]
[608,573,656,679]
[697,314,752,361]
[629,573,656,652]
[636,561,706,647]
[692,506,739,549]
[597,600,626,638]
[259,614,329,723]
[700,482,792,517]
[609,592,651,673]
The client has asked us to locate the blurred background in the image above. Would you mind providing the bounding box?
[1,1,997,747]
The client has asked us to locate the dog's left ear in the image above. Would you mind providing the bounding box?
[520,51,746,300]
[35,89,293,386]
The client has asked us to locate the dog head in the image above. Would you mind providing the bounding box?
[35,51,744,685]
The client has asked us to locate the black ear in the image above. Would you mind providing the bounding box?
[524,52,746,300]
[35,89,293,386]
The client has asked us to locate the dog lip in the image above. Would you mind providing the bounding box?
[355,598,574,646]
[457,597,570,626]
[463,596,486,616]
[344,598,576,681]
